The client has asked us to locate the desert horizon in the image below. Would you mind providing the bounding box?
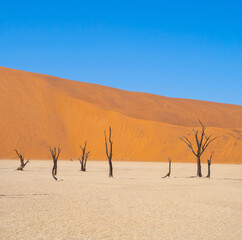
[1,2,242,239]
[1,66,241,164]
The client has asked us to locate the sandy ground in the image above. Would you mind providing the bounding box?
[0,160,241,240]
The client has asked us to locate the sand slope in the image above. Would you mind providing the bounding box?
[0,66,241,163]
[0,160,241,240]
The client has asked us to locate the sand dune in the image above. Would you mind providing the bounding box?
[0,160,241,240]
[0,66,241,163]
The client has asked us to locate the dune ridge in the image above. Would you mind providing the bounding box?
[0,66,241,163]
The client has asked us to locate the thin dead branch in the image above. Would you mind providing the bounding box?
[15,149,29,170]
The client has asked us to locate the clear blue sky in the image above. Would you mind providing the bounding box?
[1,1,242,105]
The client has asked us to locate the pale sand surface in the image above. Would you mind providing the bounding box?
[0,160,241,240]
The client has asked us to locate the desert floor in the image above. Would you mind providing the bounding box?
[0,160,241,240]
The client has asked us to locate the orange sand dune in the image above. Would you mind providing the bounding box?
[0,66,241,163]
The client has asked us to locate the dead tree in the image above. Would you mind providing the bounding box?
[83,151,91,171]
[161,157,172,178]
[206,152,214,178]
[105,126,113,177]
[180,120,217,177]
[49,146,61,181]
[79,141,89,171]
[15,149,29,170]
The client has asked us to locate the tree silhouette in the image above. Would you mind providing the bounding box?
[14,149,29,170]
[49,146,61,180]
[180,120,217,177]
[206,152,214,178]
[79,141,90,171]
[105,126,113,177]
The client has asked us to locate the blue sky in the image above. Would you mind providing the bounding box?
[1,0,242,105]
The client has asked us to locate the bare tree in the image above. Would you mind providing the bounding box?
[49,146,61,181]
[206,152,214,178]
[14,149,29,170]
[180,120,217,177]
[79,141,89,171]
[161,157,172,178]
[83,151,91,171]
[105,126,113,177]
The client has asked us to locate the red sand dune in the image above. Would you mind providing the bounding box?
[0,66,241,163]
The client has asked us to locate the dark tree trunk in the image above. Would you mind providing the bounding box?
[54,162,57,175]
[197,156,202,177]
[83,152,91,171]
[16,159,29,171]
[109,159,113,177]
[80,142,88,172]
[49,146,61,181]
[206,160,211,178]
[52,164,57,181]
[105,127,113,178]
[180,120,217,178]
[206,152,213,178]
[15,150,29,171]
[52,160,58,181]
[81,160,84,171]
[83,160,87,171]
